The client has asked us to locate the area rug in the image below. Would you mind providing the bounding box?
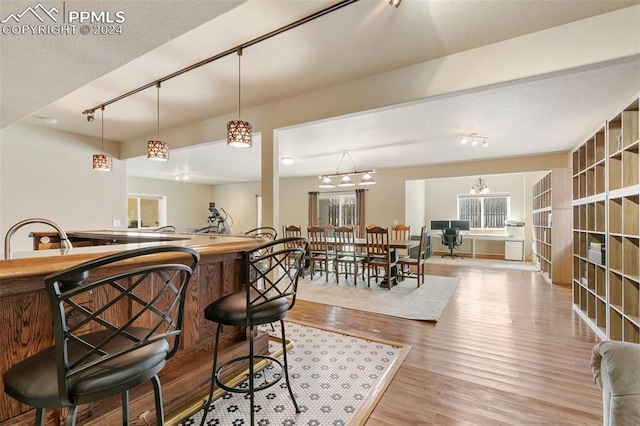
[297,274,460,321]
[426,256,539,271]
[174,321,410,426]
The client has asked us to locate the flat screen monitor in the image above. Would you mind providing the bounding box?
[451,220,471,231]
[430,220,450,230]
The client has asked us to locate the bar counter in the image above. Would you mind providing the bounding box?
[0,231,268,425]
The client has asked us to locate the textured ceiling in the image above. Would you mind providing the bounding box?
[2,0,639,184]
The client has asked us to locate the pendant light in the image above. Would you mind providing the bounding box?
[318,151,376,188]
[147,82,170,161]
[92,105,112,171]
[227,47,252,148]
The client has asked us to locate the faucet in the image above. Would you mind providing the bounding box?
[4,218,73,259]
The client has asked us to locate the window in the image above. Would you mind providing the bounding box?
[127,194,167,229]
[458,193,510,229]
[318,193,357,227]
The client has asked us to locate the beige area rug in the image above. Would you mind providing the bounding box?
[297,273,460,321]
[426,256,539,271]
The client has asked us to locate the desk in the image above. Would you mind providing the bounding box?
[432,232,525,260]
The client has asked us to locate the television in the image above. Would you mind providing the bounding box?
[451,220,471,231]
[430,220,450,230]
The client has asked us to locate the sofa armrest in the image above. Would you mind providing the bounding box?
[591,340,640,425]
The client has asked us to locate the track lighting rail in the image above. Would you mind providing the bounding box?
[82,0,361,116]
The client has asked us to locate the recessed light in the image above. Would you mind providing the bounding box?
[281,157,294,165]
[38,116,58,124]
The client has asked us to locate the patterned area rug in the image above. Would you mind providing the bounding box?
[176,321,409,426]
[297,274,460,321]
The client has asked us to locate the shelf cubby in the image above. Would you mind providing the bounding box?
[610,307,623,340]
[623,319,639,343]
[623,237,640,279]
[608,235,622,272]
[609,153,623,191]
[610,271,623,311]
[609,197,622,234]
[623,277,639,323]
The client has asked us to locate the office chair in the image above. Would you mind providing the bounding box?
[441,227,463,259]
[2,246,200,426]
[199,237,309,426]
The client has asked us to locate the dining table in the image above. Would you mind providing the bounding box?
[318,237,419,288]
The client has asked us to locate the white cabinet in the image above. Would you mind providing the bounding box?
[505,240,524,261]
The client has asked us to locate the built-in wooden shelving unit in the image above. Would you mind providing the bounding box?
[572,94,640,343]
[532,168,573,285]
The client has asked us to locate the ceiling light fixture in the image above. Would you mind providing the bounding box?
[281,157,294,165]
[389,0,402,7]
[460,133,488,148]
[470,176,490,194]
[318,150,376,189]
[92,106,113,171]
[227,47,252,148]
[147,82,170,161]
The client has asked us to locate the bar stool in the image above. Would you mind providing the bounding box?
[199,237,309,426]
[2,246,200,426]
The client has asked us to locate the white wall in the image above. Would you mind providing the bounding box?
[211,182,261,234]
[425,173,542,257]
[0,123,125,253]
[127,176,216,232]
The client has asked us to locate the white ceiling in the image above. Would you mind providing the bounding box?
[2,0,639,184]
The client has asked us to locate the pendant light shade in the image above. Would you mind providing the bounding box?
[92,106,112,171]
[147,82,170,161]
[227,47,252,148]
[147,140,170,161]
[227,120,252,148]
[92,154,113,171]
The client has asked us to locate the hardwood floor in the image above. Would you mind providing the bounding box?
[287,263,604,425]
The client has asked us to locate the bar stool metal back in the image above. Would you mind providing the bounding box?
[2,246,200,426]
[200,236,309,426]
[244,226,278,241]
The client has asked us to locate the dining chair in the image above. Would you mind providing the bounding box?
[282,225,308,272]
[307,226,337,282]
[199,237,309,426]
[335,226,365,284]
[365,226,398,289]
[398,225,429,287]
[2,246,200,426]
[392,224,411,277]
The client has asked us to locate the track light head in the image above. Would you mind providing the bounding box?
[84,111,95,122]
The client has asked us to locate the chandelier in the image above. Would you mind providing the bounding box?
[319,151,376,188]
[470,177,490,194]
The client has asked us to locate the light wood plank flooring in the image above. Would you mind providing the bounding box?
[288,262,603,425]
